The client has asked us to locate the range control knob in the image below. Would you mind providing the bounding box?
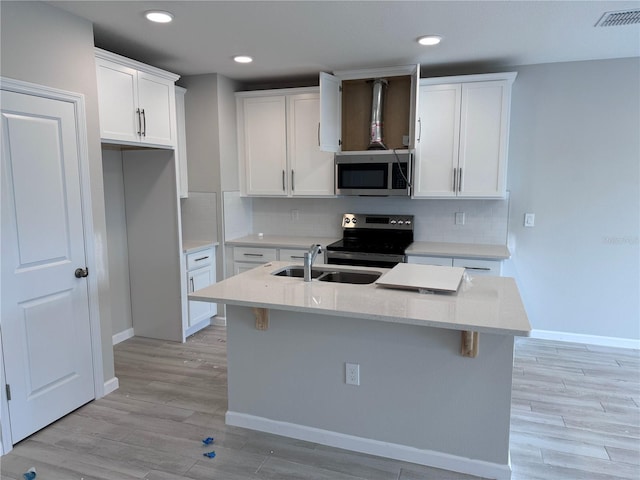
[405,220,412,225]
[352,218,357,224]
[398,220,404,225]
[344,218,351,224]
[390,220,397,225]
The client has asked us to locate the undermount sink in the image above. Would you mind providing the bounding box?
[273,267,323,279]
[272,266,381,285]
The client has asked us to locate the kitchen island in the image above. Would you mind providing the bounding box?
[191,261,530,480]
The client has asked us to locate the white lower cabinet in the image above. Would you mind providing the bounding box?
[232,246,278,275]
[185,246,217,335]
[278,247,327,265]
[231,245,328,276]
[407,255,502,276]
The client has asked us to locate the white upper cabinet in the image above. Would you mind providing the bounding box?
[414,72,516,199]
[319,72,342,153]
[237,88,334,197]
[95,48,179,148]
[319,64,420,153]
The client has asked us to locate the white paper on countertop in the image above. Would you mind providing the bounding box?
[375,263,465,293]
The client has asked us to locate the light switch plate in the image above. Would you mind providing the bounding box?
[524,213,535,227]
[455,212,465,225]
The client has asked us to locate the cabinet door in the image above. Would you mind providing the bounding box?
[288,94,335,196]
[319,72,341,153]
[138,72,176,147]
[96,58,139,143]
[413,84,461,198]
[188,267,214,327]
[458,81,509,198]
[242,96,288,195]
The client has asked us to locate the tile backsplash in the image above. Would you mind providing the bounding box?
[250,194,510,245]
[181,192,218,241]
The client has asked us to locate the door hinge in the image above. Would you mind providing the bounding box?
[5,384,11,401]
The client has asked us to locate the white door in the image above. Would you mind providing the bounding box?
[413,84,461,198]
[138,72,176,147]
[95,58,139,144]
[188,267,214,327]
[319,72,341,153]
[458,81,509,198]
[242,96,287,195]
[288,93,334,197]
[1,90,95,443]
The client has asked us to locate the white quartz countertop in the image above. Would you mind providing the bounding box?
[226,235,340,249]
[405,242,510,260]
[191,261,530,336]
[183,240,218,254]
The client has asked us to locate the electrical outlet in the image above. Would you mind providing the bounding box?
[524,213,535,227]
[291,209,299,222]
[402,135,410,146]
[345,363,360,386]
[455,212,465,225]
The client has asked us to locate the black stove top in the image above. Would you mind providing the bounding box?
[326,236,412,255]
[325,213,414,256]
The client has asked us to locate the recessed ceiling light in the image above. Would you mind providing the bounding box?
[417,35,442,46]
[234,55,253,64]
[145,11,174,23]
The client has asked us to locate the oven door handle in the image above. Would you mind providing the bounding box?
[326,250,405,264]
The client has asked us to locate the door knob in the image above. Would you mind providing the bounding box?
[74,267,89,278]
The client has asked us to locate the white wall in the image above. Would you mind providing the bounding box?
[505,58,640,342]
[1,1,115,378]
[102,148,133,337]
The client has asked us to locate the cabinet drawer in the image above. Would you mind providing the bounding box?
[233,246,277,263]
[453,258,501,276]
[406,255,454,267]
[278,248,307,263]
[187,248,214,270]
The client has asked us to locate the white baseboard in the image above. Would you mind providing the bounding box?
[530,329,640,350]
[103,376,119,396]
[226,411,511,480]
[112,328,134,345]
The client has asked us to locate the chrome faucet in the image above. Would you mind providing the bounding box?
[304,244,323,282]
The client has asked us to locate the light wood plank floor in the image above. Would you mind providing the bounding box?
[2,326,638,479]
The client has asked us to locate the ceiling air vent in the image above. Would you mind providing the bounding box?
[595,9,640,27]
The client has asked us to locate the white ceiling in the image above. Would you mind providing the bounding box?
[52,1,640,83]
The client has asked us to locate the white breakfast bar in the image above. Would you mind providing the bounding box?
[190,261,531,480]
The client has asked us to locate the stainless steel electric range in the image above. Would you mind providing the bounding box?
[325,213,414,268]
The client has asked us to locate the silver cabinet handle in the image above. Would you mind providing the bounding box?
[291,169,295,192]
[282,169,285,191]
[190,276,194,292]
[141,108,146,137]
[453,168,457,192]
[136,108,142,136]
[417,118,422,143]
[195,256,209,262]
[289,255,305,259]
[463,267,491,271]
[317,122,321,146]
[243,253,264,257]
[458,167,463,192]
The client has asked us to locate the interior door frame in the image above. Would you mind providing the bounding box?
[0,77,104,454]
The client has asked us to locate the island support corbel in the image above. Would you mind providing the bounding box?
[253,307,269,330]
[461,331,479,357]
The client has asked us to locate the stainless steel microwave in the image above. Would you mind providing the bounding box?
[335,151,412,196]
